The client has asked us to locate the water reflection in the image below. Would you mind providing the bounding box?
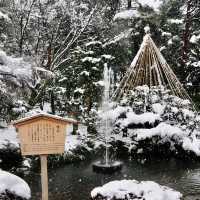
[23,159,200,200]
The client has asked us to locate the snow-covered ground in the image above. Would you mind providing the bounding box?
[65,124,90,153]
[91,179,182,200]
[0,170,31,199]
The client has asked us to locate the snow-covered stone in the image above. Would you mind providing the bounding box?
[0,170,31,199]
[91,179,182,200]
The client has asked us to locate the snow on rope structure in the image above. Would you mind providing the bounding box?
[112,32,192,104]
[91,179,182,200]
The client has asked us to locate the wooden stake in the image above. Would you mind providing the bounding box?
[40,155,48,200]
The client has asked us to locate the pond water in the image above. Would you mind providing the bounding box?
[23,158,200,200]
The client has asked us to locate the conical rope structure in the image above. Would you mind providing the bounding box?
[112,34,193,105]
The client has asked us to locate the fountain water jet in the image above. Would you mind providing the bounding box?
[92,64,123,174]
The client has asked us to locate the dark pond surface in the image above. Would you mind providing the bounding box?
[23,158,200,200]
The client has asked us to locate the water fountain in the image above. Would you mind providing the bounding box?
[92,63,123,173]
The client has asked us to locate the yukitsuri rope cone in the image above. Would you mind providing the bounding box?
[112,28,193,104]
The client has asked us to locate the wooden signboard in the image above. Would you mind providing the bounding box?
[13,113,78,200]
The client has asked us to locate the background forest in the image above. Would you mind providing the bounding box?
[0,0,200,126]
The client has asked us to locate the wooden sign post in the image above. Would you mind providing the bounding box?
[13,113,77,200]
[41,155,48,200]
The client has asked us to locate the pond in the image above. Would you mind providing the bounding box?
[23,158,200,200]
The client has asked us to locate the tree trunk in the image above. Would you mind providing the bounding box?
[128,0,132,9]
[181,0,192,66]
[19,16,23,56]
[46,43,52,70]
[50,90,55,114]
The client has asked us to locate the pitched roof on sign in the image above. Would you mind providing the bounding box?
[112,33,192,103]
[13,112,78,126]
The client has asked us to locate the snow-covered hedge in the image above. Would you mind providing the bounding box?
[99,85,200,159]
[0,170,31,199]
[91,180,182,200]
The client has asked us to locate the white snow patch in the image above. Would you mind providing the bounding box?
[160,46,167,51]
[105,28,133,46]
[138,0,162,11]
[65,124,88,153]
[114,9,139,21]
[101,55,114,60]
[94,80,104,86]
[121,112,161,127]
[190,34,200,44]
[168,39,173,45]
[152,103,165,115]
[136,85,150,95]
[0,11,9,21]
[103,106,131,121]
[74,88,85,94]
[144,25,150,34]
[0,126,19,149]
[182,135,200,156]
[0,50,32,82]
[182,109,195,119]
[81,57,101,64]
[80,70,90,76]
[0,170,31,199]
[162,32,172,37]
[134,123,184,141]
[86,41,102,47]
[168,19,183,24]
[91,179,182,200]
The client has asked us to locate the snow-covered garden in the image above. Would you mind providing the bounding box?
[0,0,200,199]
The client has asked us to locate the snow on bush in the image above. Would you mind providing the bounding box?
[0,11,9,21]
[190,34,200,44]
[103,85,200,157]
[91,180,182,200]
[0,50,32,84]
[0,126,19,149]
[0,170,31,199]
[113,10,139,21]
[118,112,161,127]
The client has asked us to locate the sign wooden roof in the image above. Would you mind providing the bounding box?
[13,113,78,127]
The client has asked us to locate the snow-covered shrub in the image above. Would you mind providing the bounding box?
[105,85,200,158]
[91,179,182,200]
[113,85,198,131]
[0,50,32,122]
[0,170,30,200]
